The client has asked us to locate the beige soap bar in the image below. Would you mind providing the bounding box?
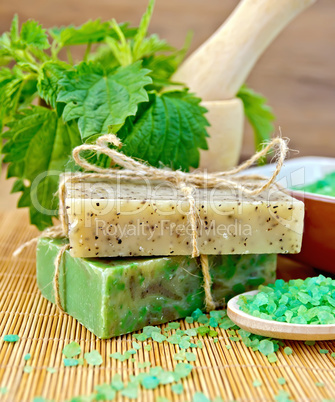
[62,176,304,258]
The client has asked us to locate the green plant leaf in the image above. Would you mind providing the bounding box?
[20,20,50,50]
[118,90,209,171]
[58,61,152,139]
[237,85,275,160]
[0,67,25,130]
[3,106,81,230]
[37,61,69,108]
[49,20,136,47]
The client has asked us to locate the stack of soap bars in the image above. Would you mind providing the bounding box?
[37,176,304,338]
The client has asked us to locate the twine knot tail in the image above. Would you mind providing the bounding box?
[53,243,70,314]
[200,254,216,312]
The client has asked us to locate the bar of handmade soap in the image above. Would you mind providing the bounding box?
[37,237,276,338]
[62,176,304,258]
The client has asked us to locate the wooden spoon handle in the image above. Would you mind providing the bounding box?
[174,0,316,100]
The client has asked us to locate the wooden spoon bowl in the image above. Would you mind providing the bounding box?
[227,290,335,341]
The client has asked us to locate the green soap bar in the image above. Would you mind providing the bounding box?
[36,237,276,338]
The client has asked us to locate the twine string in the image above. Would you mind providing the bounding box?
[16,134,289,313]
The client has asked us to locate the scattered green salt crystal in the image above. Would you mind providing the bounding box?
[331,353,335,358]
[62,342,81,358]
[110,352,132,362]
[185,352,196,362]
[173,363,193,380]
[315,382,324,387]
[143,326,161,337]
[3,334,19,342]
[24,353,31,361]
[284,347,292,356]
[111,373,124,391]
[95,384,115,400]
[167,334,181,344]
[152,332,166,343]
[267,353,277,363]
[209,317,218,327]
[198,315,209,324]
[132,341,141,350]
[213,338,219,343]
[258,340,274,356]
[191,308,203,321]
[138,362,151,369]
[131,358,136,363]
[319,349,329,354]
[144,345,152,352]
[121,382,138,399]
[196,340,203,349]
[141,375,160,389]
[229,337,240,342]
[166,322,180,330]
[225,345,232,350]
[274,390,291,402]
[0,387,8,395]
[185,328,197,337]
[219,318,235,330]
[23,366,33,373]
[85,350,103,366]
[185,317,194,324]
[196,327,209,336]
[179,339,191,349]
[209,330,218,337]
[127,349,136,355]
[227,329,236,336]
[278,377,286,385]
[64,358,79,367]
[174,351,186,361]
[47,367,57,374]
[133,333,148,342]
[252,379,262,387]
[305,340,316,346]
[193,392,210,402]
[171,383,184,395]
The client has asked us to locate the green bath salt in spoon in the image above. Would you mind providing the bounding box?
[227,275,335,341]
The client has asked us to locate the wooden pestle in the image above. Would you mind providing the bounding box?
[174,0,316,100]
[174,0,316,171]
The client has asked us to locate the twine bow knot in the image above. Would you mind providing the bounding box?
[16,134,289,314]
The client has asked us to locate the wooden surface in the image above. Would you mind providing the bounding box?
[1,210,335,402]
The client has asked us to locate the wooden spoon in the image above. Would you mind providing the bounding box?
[227,291,335,341]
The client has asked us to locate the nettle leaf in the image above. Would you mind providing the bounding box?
[58,61,152,139]
[118,90,209,171]
[0,67,24,129]
[20,20,50,50]
[237,85,275,150]
[37,61,70,108]
[3,106,81,230]
[49,20,136,46]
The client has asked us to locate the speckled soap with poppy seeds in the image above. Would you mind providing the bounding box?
[61,175,304,258]
[36,237,276,338]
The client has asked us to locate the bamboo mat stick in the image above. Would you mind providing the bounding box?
[1,211,335,401]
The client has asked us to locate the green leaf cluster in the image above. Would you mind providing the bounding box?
[0,1,209,230]
[0,0,274,230]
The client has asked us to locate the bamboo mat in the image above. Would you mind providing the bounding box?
[1,211,335,402]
